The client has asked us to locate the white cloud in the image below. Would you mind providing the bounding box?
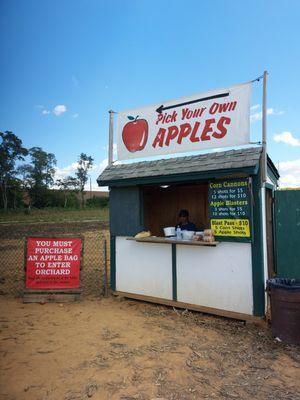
[54,162,79,181]
[98,158,108,172]
[273,131,300,147]
[90,158,108,174]
[93,159,109,191]
[36,105,51,115]
[250,112,261,122]
[37,104,68,116]
[278,159,300,188]
[53,105,67,116]
[54,157,109,190]
[90,183,105,191]
[250,104,260,111]
[267,108,284,116]
[250,107,284,123]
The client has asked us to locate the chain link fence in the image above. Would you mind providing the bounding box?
[0,221,110,297]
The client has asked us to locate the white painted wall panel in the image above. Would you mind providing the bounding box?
[116,237,173,299]
[177,242,253,314]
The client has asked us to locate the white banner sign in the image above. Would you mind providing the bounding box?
[117,83,251,161]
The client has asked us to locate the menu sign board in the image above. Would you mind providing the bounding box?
[25,237,82,289]
[208,178,252,240]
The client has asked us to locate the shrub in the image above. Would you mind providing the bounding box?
[86,196,109,208]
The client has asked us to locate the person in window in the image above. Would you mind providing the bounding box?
[175,209,196,231]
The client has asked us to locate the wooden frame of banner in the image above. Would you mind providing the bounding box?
[23,235,84,303]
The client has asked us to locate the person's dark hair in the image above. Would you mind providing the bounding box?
[179,209,189,218]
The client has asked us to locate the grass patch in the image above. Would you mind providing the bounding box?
[0,207,109,223]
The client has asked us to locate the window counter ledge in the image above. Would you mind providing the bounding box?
[126,236,219,247]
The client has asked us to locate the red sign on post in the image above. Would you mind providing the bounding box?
[25,237,82,289]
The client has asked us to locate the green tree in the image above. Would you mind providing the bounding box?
[7,177,24,209]
[0,131,28,210]
[56,176,79,208]
[75,153,93,208]
[17,164,34,208]
[21,147,57,207]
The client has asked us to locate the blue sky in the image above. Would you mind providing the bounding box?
[1,0,300,188]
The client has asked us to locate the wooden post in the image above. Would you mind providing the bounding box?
[261,71,268,183]
[108,110,115,166]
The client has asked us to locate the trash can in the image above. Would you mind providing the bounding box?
[267,278,300,345]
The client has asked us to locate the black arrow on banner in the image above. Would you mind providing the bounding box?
[155,92,230,114]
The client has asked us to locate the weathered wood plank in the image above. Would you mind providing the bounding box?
[113,290,264,323]
[23,288,81,294]
[23,290,81,303]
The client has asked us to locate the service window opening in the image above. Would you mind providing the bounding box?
[142,183,209,237]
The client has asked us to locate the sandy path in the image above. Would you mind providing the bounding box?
[0,297,299,400]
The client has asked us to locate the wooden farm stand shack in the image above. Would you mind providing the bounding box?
[97,146,279,321]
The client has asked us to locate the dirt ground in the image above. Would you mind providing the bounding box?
[0,297,299,400]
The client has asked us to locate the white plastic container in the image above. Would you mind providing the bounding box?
[181,230,195,240]
[163,227,176,237]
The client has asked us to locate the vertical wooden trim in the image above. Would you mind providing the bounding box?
[139,186,144,229]
[251,172,265,316]
[272,190,278,275]
[110,235,116,291]
[261,70,268,183]
[172,244,177,301]
[265,188,276,278]
[108,110,115,166]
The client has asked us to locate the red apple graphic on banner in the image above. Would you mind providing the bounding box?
[122,116,148,152]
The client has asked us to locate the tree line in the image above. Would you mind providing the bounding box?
[0,131,96,211]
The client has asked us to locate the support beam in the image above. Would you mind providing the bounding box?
[108,110,115,166]
[261,71,268,183]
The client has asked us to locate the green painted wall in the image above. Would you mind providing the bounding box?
[109,186,143,236]
[251,172,265,316]
[275,190,300,278]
